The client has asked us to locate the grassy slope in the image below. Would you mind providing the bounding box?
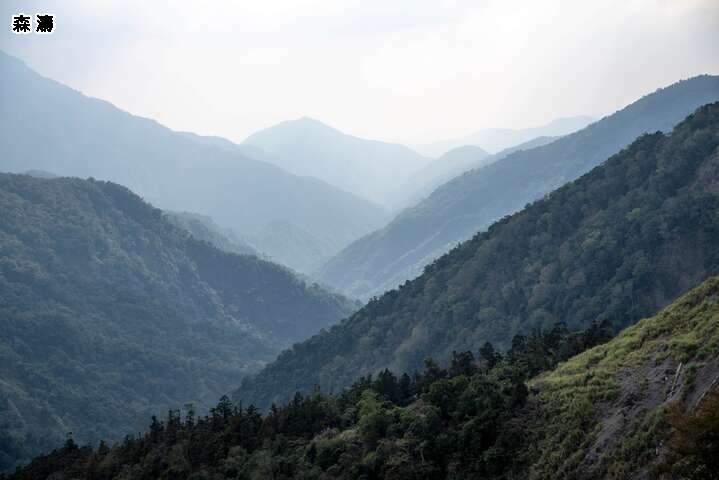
[527,276,719,479]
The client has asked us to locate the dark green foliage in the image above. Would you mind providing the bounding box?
[0,174,356,471]
[239,102,719,409]
[7,277,719,479]
[2,320,610,480]
[659,389,719,480]
[319,74,719,299]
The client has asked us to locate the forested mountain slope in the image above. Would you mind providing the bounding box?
[243,117,431,207]
[8,276,718,479]
[390,145,491,209]
[0,51,389,274]
[164,211,261,258]
[238,101,719,408]
[0,174,356,470]
[319,75,719,299]
[391,136,561,210]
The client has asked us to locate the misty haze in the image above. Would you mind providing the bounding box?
[1,1,718,479]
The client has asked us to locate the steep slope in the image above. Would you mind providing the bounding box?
[243,117,431,206]
[417,115,594,156]
[390,145,491,209]
[164,211,261,258]
[9,277,718,479]
[525,276,719,479]
[319,75,719,299]
[0,174,356,471]
[238,101,719,408]
[0,51,389,274]
[243,220,339,274]
[392,136,560,209]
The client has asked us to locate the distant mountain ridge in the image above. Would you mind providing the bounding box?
[0,173,357,470]
[389,145,491,208]
[318,75,719,300]
[391,136,561,209]
[0,51,388,275]
[237,101,719,408]
[163,210,261,258]
[417,115,595,156]
[243,117,432,207]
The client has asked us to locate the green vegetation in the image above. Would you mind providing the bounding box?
[6,277,718,479]
[164,211,261,258]
[526,275,719,478]
[319,74,719,299]
[660,389,719,479]
[0,316,613,479]
[0,174,356,471]
[240,102,719,409]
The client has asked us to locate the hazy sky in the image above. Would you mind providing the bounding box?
[2,0,718,145]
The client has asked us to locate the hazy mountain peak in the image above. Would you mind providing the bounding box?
[268,116,339,134]
[418,114,596,157]
[0,50,389,275]
[242,116,431,206]
[441,144,489,158]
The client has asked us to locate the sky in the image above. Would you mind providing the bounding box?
[2,0,718,146]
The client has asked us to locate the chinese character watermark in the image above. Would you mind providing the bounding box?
[11,13,54,34]
[11,14,31,34]
[36,14,54,33]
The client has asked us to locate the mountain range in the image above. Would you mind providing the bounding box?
[237,101,719,409]
[1,44,719,479]
[417,115,595,156]
[243,117,432,207]
[318,74,719,300]
[164,211,261,258]
[0,173,356,470]
[0,51,389,275]
[391,135,562,209]
[9,273,718,479]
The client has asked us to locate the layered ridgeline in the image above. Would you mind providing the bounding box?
[391,136,561,210]
[164,211,261,258]
[0,174,356,471]
[390,145,491,210]
[0,51,389,274]
[242,117,431,207]
[8,277,718,479]
[417,114,595,157]
[238,102,719,408]
[319,75,719,299]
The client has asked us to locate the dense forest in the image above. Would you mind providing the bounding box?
[5,276,718,479]
[319,75,719,299]
[239,102,719,409]
[0,174,356,470]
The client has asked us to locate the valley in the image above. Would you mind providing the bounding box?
[1,3,718,477]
